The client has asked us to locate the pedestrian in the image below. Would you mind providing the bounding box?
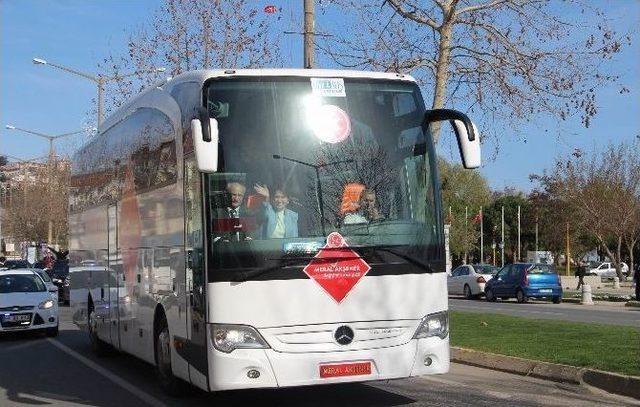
[575,263,586,290]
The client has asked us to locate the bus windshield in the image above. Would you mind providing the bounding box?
[205,77,442,280]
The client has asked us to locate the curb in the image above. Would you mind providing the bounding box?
[451,347,640,400]
[626,301,640,308]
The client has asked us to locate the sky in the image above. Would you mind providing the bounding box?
[1,0,639,192]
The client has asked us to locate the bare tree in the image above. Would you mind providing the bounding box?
[2,159,70,246]
[535,141,640,280]
[99,0,284,113]
[319,0,629,143]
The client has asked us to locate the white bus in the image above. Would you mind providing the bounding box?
[70,69,480,394]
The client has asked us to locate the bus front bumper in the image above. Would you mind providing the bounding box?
[207,336,449,391]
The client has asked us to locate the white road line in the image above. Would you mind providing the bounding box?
[46,338,168,407]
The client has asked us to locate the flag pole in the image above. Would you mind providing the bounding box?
[501,205,505,267]
[517,205,521,262]
[464,206,468,264]
[480,206,483,263]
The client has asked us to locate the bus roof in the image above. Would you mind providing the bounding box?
[100,68,417,136]
[170,68,416,85]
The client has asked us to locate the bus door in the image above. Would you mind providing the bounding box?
[107,204,121,349]
[184,157,208,386]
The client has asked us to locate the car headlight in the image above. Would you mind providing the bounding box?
[39,299,55,309]
[413,311,448,339]
[209,324,270,353]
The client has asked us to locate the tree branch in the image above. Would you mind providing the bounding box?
[386,0,441,30]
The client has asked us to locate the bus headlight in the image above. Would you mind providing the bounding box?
[209,324,270,353]
[413,311,448,339]
[39,299,55,310]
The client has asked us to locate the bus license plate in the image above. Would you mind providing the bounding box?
[5,314,30,322]
[539,289,552,293]
[320,362,371,378]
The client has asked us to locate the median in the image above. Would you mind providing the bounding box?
[449,311,640,377]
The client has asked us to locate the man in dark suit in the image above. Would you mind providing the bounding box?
[213,182,257,242]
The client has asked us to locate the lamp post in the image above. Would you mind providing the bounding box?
[5,125,85,158]
[32,57,165,129]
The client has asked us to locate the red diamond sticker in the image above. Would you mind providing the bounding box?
[303,232,371,303]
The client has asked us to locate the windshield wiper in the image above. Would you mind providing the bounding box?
[233,246,434,282]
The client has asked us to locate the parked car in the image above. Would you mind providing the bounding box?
[587,262,629,278]
[448,264,499,299]
[1,259,31,269]
[0,269,59,336]
[484,263,562,304]
[32,268,59,303]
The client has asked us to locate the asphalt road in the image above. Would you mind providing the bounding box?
[449,298,640,327]
[0,307,637,406]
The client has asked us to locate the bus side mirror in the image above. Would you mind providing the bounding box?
[423,109,481,169]
[191,117,219,173]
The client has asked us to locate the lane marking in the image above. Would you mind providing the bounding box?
[46,338,168,407]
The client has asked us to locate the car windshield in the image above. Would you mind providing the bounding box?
[35,270,52,283]
[528,264,556,274]
[0,274,46,293]
[474,265,498,275]
[205,77,441,280]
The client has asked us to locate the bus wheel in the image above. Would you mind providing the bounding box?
[88,310,109,356]
[155,317,187,396]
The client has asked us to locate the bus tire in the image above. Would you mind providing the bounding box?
[155,314,187,396]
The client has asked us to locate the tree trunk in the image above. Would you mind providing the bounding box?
[430,20,454,144]
[615,236,624,280]
[625,238,637,280]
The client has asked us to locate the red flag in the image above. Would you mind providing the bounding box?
[472,211,482,224]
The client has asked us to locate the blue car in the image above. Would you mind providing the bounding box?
[484,263,563,304]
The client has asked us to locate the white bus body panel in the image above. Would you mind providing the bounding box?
[206,273,448,390]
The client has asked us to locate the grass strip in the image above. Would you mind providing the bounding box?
[450,311,640,376]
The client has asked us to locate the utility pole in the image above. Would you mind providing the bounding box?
[501,206,505,267]
[303,0,315,68]
[517,205,521,262]
[566,223,570,276]
[480,206,483,263]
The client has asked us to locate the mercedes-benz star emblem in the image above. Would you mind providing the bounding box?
[334,326,354,345]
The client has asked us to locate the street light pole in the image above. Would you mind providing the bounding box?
[5,125,84,158]
[33,57,164,129]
